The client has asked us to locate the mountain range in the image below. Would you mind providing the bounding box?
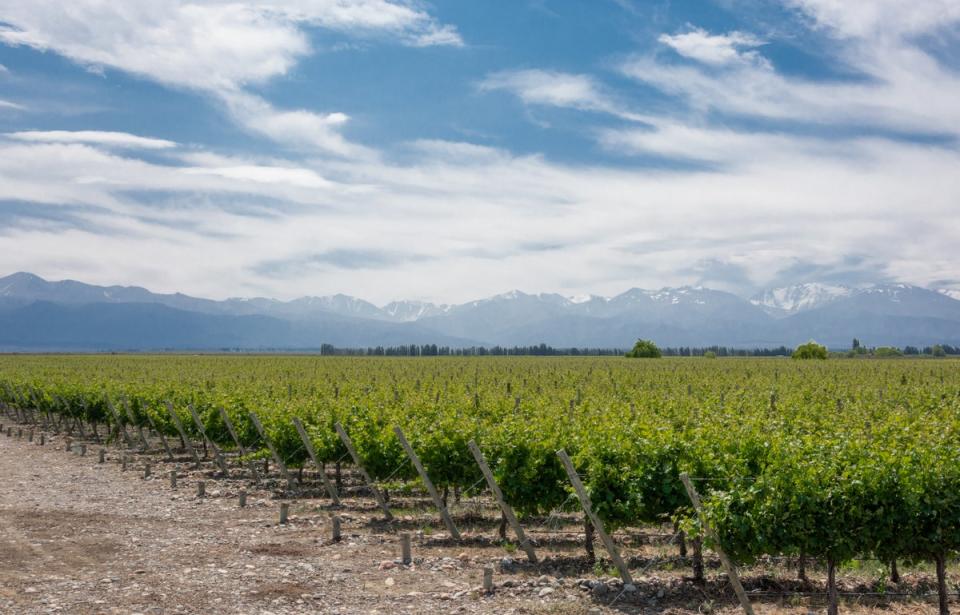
[1,272,959,351]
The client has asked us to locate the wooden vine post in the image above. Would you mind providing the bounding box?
[144,411,175,461]
[291,418,340,505]
[217,407,260,484]
[106,399,134,448]
[393,426,461,540]
[468,439,537,562]
[556,449,633,584]
[123,399,149,451]
[334,422,393,520]
[679,473,755,615]
[248,411,293,489]
[165,401,201,468]
[188,405,230,476]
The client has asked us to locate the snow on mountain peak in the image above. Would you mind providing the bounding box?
[381,300,448,322]
[751,283,853,314]
[568,294,596,304]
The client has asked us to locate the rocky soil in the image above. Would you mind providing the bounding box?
[0,422,951,614]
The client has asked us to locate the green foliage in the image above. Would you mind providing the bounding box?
[2,354,960,575]
[626,339,662,358]
[874,346,903,358]
[792,341,828,360]
[703,351,717,359]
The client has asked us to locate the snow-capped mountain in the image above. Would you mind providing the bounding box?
[750,283,854,316]
[2,272,960,349]
[382,300,449,322]
[283,294,385,320]
[752,283,960,321]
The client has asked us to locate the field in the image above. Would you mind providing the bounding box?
[2,355,960,614]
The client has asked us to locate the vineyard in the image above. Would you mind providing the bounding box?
[2,354,960,614]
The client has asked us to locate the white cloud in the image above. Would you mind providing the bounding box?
[181,164,332,189]
[481,5,960,147]
[479,69,651,122]
[0,1,461,91]
[0,3,305,92]
[599,122,838,165]
[0,99,24,110]
[787,0,960,39]
[280,0,462,46]
[409,24,464,48]
[0,128,957,303]
[407,140,510,164]
[221,91,376,159]
[0,1,461,157]
[0,1,957,303]
[658,28,767,66]
[7,130,177,149]
[480,70,604,109]
[620,6,960,139]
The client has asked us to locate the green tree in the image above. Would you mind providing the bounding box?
[626,339,662,358]
[792,341,828,360]
[850,338,867,355]
[874,346,902,358]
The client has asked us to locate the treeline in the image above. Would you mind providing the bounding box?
[903,344,958,355]
[317,343,798,357]
[319,343,626,356]
[661,345,792,357]
[847,338,958,357]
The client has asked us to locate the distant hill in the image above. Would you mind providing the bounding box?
[2,272,959,350]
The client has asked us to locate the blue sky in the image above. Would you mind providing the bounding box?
[0,1,958,303]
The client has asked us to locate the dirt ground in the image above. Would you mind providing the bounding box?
[0,424,952,615]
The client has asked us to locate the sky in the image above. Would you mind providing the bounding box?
[0,0,958,304]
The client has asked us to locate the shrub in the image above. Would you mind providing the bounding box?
[792,341,828,360]
[626,339,662,358]
[874,346,902,358]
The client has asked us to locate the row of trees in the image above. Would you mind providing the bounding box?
[318,343,627,356]
[848,338,954,357]
[630,339,957,361]
[627,339,824,360]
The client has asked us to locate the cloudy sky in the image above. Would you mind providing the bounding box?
[0,0,958,304]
